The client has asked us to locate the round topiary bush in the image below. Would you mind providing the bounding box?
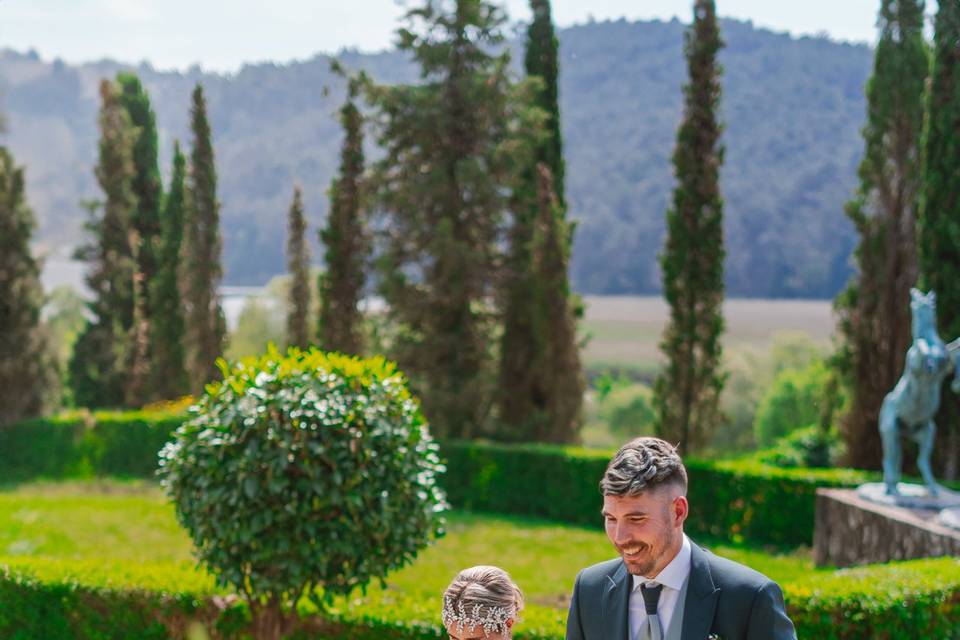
[158,347,447,637]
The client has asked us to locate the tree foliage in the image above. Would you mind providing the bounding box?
[654,0,726,454]
[835,0,928,470]
[0,146,58,423]
[918,0,960,480]
[149,142,189,400]
[182,84,226,394]
[285,185,311,350]
[527,164,584,441]
[3,22,874,297]
[159,348,446,639]
[318,76,367,355]
[367,0,523,439]
[69,80,138,409]
[525,0,564,208]
[116,73,163,332]
[497,0,583,443]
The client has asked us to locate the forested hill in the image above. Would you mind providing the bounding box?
[0,17,872,297]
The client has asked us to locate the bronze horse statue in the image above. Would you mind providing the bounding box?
[880,289,960,496]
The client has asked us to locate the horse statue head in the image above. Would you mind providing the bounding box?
[910,288,939,343]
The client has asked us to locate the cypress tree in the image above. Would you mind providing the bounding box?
[524,0,564,205]
[69,80,138,408]
[286,185,311,350]
[528,164,584,442]
[835,0,928,470]
[0,146,58,423]
[653,0,726,454]
[116,73,163,331]
[368,0,521,439]
[918,0,960,480]
[149,142,189,399]
[318,76,367,355]
[182,84,226,393]
[497,0,583,442]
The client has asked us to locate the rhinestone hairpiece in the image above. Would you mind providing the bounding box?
[441,596,511,637]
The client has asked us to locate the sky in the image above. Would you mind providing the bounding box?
[0,0,923,73]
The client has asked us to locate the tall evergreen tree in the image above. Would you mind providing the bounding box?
[69,80,138,408]
[527,164,584,442]
[149,142,189,399]
[286,185,311,349]
[497,0,582,442]
[182,84,226,393]
[368,0,521,439]
[117,73,163,329]
[653,0,726,454]
[918,0,960,480]
[524,0,564,206]
[835,0,928,470]
[318,76,367,355]
[0,147,58,423]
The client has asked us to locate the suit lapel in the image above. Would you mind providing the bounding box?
[680,544,720,640]
[602,561,631,640]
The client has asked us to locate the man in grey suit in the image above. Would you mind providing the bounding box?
[566,437,797,640]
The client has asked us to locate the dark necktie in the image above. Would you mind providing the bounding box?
[639,583,664,640]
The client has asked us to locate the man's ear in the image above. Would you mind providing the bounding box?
[673,495,689,526]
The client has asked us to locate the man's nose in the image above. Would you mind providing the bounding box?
[613,523,631,545]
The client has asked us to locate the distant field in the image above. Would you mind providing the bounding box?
[580,296,834,370]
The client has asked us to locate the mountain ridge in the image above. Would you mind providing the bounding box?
[0,17,872,297]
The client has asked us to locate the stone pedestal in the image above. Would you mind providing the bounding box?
[814,488,960,567]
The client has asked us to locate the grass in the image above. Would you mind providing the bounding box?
[580,296,833,368]
[9,480,956,638]
[0,481,823,602]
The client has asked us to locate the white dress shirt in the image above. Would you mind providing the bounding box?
[628,534,692,640]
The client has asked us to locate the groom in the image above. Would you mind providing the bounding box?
[566,437,796,640]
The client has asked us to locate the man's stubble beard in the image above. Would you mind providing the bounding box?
[621,523,678,577]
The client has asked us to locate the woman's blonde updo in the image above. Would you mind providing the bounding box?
[441,566,524,637]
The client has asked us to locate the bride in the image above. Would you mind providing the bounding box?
[441,566,524,639]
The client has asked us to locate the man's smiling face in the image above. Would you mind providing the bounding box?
[602,487,687,578]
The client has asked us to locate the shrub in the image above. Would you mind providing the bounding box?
[598,383,656,436]
[716,332,826,454]
[759,424,844,468]
[754,359,832,447]
[0,408,181,483]
[158,347,447,639]
[786,557,960,639]
[2,555,960,639]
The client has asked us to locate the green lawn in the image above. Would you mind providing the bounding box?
[0,480,822,610]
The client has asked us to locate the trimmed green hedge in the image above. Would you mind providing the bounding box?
[2,556,959,639]
[787,558,960,639]
[0,412,878,546]
[441,441,874,546]
[0,410,180,483]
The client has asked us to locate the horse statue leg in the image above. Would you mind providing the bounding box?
[879,397,902,496]
[916,419,941,497]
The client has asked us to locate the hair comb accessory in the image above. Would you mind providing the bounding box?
[441,596,511,637]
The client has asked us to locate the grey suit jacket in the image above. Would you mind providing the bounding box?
[565,542,797,640]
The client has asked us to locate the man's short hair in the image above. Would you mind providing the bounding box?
[600,437,688,496]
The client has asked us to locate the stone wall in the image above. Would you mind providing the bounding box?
[814,488,960,567]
